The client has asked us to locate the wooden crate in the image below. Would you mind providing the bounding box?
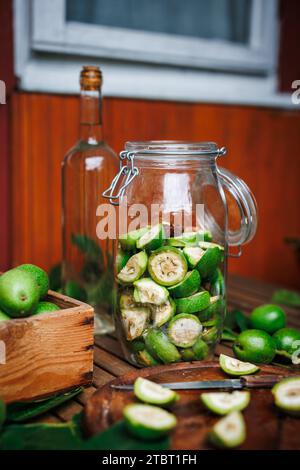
[0,290,94,403]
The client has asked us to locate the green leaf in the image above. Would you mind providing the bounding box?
[233,310,250,332]
[65,281,88,302]
[272,289,300,308]
[71,234,104,264]
[0,413,83,451]
[0,414,83,450]
[87,270,115,307]
[82,421,170,451]
[224,310,237,330]
[0,417,170,451]
[0,399,6,430]
[81,261,102,283]
[221,328,238,342]
[6,388,83,423]
[48,263,62,291]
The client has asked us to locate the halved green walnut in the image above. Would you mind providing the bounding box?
[121,307,150,341]
[199,241,224,251]
[116,248,131,273]
[183,247,204,268]
[133,278,169,306]
[197,230,213,242]
[219,354,260,376]
[167,231,211,248]
[144,328,181,364]
[171,231,198,247]
[168,313,202,348]
[198,296,221,322]
[181,338,209,361]
[272,377,300,416]
[165,238,186,248]
[148,246,188,287]
[168,269,201,298]
[208,411,246,449]
[124,404,177,441]
[117,251,148,285]
[174,290,210,314]
[210,269,225,297]
[202,326,219,344]
[119,227,148,251]
[151,298,176,327]
[201,391,250,415]
[178,231,198,243]
[135,349,160,367]
[119,290,135,310]
[136,224,165,251]
[134,377,179,406]
[196,246,222,280]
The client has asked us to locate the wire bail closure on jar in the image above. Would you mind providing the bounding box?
[102,146,227,206]
[102,151,139,206]
[102,143,257,255]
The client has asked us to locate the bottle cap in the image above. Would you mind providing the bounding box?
[80,66,102,90]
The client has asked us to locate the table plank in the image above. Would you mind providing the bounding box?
[53,399,83,422]
[92,362,115,387]
[94,335,124,359]
[29,413,62,424]
[228,275,300,318]
[93,345,135,376]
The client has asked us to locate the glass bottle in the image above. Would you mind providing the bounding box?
[103,141,257,366]
[62,66,118,335]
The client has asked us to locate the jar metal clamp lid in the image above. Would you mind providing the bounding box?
[102,141,257,256]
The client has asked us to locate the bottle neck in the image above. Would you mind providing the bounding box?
[79,89,103,144]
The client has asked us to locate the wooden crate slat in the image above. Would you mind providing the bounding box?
[0,290,94,403]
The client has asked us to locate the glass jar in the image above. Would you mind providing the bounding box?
[103,141,257,366]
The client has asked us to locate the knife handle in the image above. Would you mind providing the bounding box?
[241,375,284,389]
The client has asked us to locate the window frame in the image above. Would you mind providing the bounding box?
[31,0,277,74]
[13,0,293,108]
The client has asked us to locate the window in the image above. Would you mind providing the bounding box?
[14,0,291,107]
[66,0,252,44]
[31,0,276,73]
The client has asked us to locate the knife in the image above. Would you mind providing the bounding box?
[111,375,290,391]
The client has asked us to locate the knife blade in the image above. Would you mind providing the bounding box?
[110,375,289,391]
[111,379,242,391]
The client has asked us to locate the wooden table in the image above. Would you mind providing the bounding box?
[37,274,300,426]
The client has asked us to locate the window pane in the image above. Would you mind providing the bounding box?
[66,0,252,44]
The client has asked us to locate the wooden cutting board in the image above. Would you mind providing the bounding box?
[83,361,300,450]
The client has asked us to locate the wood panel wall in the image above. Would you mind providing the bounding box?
[0,0,15,270]
[11,93,300,289]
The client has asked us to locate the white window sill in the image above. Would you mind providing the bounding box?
[19,57,295,110]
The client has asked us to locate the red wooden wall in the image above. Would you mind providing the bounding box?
[11,94,300,289]
[0,0,15,270]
